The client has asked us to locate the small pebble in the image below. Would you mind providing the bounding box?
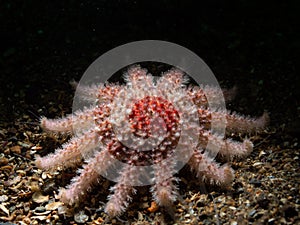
[31,215,47,221]
[42,172,48,179]
[0,157,9,166]
[248,209,256,217]
[41,179,56,194]
[253,162,263,167]
[45,201,64,211]
[32,191,49,203]
[229,206,236,211]
[280,198,288,204]
[249,179,261,187]
[0,195,8,202]
[10,145,21,154]
[34,206,46,213]
[268,218,275,224]
[74,211,89,223]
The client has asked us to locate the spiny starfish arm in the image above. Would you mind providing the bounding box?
[210,110,269,133]
[40,107,96,133]
[197,109,269,133]
[157,68,189,90]
[70,80,120,103]
[70,80,101,102]
[151,157,179,208]
[105,164,137,217]
[187,86,209,107]
[58,150,114,205]
[199,131,253,158]
[188,149,234,185]
[124,65,153,88]
[96,84,121,103]
[187,85,236,108]
[35,128,99,170]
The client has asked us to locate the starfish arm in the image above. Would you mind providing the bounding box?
[35,128,100,169]
[188,85,236,108]
[97,84,121,103]
[58,150,114,205]
[198,109,269,134]
[71,79,121,103]
[157,68,189,90]
[70,80,102,102]
[123,65,153,89]
[199,131,253,158]
[188,149,234,185]
[40,106,96,133]
[211,111,269,134]
[187,86,209,107]
[151,157,179,208]
[105,164,137,217]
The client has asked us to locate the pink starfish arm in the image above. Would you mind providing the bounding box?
[187,85,237,107]
[158,68,189,89]
[105,164,137,217]
[199,130,254,158]
[70,80,102,102]
[35,128,99,169]
[71,79,120,103]
[96,84,121,103]
[40,106,96,133]
[223,111,269,133]
[151,156,179,208]
[198,109,269,134]
[188,149,234,185]
[59,149,115,205]
[123,65,154,90]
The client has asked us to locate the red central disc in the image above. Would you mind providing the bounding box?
[128,96,179,138]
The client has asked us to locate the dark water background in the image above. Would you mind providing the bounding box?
[0,0,299,135]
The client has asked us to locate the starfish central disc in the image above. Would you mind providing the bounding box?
[107,96,181,166]
[129,96,179,139]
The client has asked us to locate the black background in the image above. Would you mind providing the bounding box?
[1,0,299,133]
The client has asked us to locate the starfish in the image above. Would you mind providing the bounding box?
[35,65,269,217]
